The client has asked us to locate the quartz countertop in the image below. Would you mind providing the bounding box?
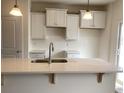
[1,58,117,74]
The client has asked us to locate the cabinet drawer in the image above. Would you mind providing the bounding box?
[30,53,45,59]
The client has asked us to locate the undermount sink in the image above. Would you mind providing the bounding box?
[31,59,68,63]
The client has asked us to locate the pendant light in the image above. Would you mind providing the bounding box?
[9,0,23,16]
[83,0,92,20]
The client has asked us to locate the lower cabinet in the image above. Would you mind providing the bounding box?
[66,14,79,40]
[31,13,46,39]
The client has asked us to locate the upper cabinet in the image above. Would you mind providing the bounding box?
[31,13,46,39]
[66,14,79,40]
[93,11,106,28]
[80,10,106,29]
[46,8,67,27]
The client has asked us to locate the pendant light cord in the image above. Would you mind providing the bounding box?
[14,0,18,7]
[88,0,89,11]
[15,0,17,5]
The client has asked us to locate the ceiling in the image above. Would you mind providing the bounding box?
[31,0,116,5]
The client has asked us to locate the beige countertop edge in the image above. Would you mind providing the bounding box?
[1,70,117,75]
[1,58,119,74]
[1,72,50,75]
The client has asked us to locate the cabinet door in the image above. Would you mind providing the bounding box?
[2,17,22,58]
[80,11,94,28]
[46,10,56,27]
[93,11,106,28]
[56,10,67,27]
[31,13,46,39]
[66,14,79,40]
[46,9,67,27]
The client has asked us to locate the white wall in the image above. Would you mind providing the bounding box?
[29,27,101,58]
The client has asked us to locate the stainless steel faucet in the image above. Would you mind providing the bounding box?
[48,42,54,64]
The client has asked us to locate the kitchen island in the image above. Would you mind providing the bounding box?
[1,58,117,93]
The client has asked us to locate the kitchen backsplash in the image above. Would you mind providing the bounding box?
[29,27,101,58]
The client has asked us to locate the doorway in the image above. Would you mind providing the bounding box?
[1,16,23,58]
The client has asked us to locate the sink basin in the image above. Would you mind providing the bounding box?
[52,59,68,63]
[31,59,68,63]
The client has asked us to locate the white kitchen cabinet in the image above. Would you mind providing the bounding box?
[93,11,106,28]
[80,10,106,29]
[66,14,79,40]
[46,8,67,27]
[31,13,46,39]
